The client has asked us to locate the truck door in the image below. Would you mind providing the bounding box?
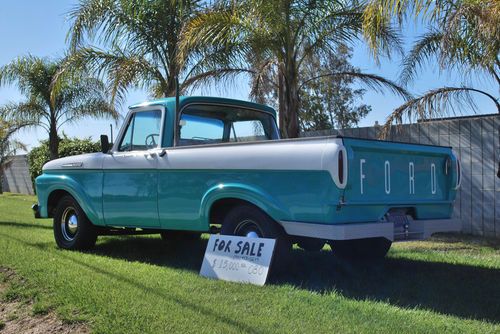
[102,108,162,228]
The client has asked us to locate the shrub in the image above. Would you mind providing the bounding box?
[28,136,101,185]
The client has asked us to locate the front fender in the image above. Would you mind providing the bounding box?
[35,172,103,225]
[199,182,290,228]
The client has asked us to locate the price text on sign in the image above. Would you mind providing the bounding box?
[200,235,276,286]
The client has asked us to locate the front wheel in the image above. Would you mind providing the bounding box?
[53,195,97,250]
[329,237,392,259]
[221,205,291,272]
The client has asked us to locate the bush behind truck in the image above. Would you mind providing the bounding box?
[28,136,101,188]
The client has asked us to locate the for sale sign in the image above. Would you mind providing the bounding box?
[200,235,276,286]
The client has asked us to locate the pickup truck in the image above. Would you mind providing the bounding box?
[33,96,461,261]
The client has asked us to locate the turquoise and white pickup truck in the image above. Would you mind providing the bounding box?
[33,96,461,260]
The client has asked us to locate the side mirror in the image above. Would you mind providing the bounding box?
[100,135,110,153]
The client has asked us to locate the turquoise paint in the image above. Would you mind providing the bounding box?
[35,171,104,225]
[129,96,277,118]
[341,138,456,220]
[156,170,339,231]
[102,169,160,228]
[37,162,455,230]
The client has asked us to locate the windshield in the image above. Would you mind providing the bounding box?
[178,104,278,146]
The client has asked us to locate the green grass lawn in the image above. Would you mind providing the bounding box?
[0,192,499,333]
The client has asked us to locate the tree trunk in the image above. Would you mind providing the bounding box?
[277,69,287,138]
[48,120,59,160]
[282,62,300,138]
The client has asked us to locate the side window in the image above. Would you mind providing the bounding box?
[119,110,161,151]
[178,114,224,146]
[230,120,267,142]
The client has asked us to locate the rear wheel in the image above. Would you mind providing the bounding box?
[329,237,392,259]
[53,195,97,250]
[221,205,291,272]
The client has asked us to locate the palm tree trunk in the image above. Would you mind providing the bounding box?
[48,120,59,160]
[277,70,287,138]
[284,64,300,138]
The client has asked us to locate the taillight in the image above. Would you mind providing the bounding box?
[445,157,451,175]
[335,147,348,189]
[338,150,344,184]
[456,157,461,189]
[451,151,461,189]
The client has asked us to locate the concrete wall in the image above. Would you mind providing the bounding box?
[303,113,500,238]
[1,155,34,195]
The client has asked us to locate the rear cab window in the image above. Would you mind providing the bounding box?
[178,104,278,147]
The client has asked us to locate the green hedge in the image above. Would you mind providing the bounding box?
[28,136,101,185]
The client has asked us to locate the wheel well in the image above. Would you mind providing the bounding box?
[209,198,261,225]
[47,190,72,218]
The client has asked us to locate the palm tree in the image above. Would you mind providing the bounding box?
[0,118,30,194]
[180,0,410,138]
[365,0,499,85]
[66,0,237,105]
[363,0,500,132]
[0,55,118,159]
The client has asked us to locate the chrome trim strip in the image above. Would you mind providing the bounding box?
[61,162,83,168]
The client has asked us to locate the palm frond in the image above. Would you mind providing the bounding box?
[59,98,119,129]
[60,47,165,103]
[380,86,500,139]
[181,68,255,93]
[399,31,443,86]
[0,119,30,166]
[0,100,48,132]
[179,5,251,66]
[0,55,57,104]
[68,0,207,96]
[299,71,412,100]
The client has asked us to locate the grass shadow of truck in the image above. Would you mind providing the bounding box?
[88,235,500,324]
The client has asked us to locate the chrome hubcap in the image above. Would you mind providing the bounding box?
[61,207,78,241]
[246,231,259,238]
[235,219,263,239]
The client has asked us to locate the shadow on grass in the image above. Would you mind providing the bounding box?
[2,230,499,324]
[0,232,263,334]
[89,236,500,324]
[0,221,52,230]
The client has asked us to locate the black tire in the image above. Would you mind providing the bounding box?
[297,237,326,252]
[221,204,291,272]
[53,195,97,250]
[329,237,392,259]
[160,230,201,243]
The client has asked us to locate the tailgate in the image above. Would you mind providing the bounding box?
[342,138,459,204]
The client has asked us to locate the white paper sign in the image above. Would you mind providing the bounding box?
[200,235,276,286]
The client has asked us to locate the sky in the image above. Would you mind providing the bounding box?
[0,1,498,152]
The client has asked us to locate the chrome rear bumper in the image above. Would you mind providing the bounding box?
[279,218,461,241]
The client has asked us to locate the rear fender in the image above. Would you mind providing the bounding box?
[199,183,289,229]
